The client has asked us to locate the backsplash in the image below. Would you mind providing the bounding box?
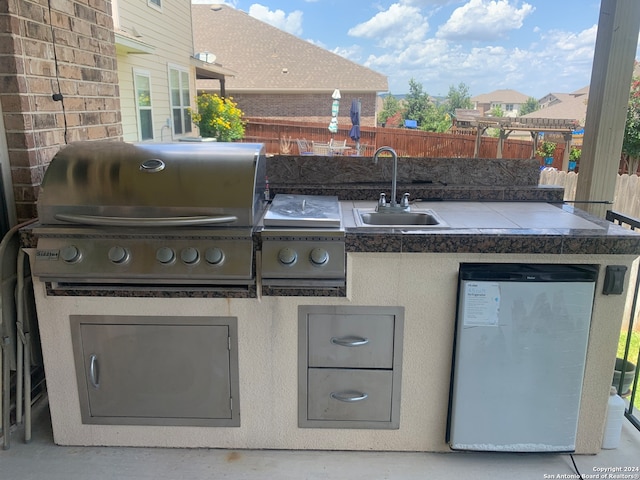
[266,155,562,202]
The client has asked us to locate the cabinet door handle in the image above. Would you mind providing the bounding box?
[89,354,100,389]
[330,336,369,347]
[330,391,368,402]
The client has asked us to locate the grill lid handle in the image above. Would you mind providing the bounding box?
[53,213,239,227]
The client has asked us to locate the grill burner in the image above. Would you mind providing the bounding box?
[33,141,268,290]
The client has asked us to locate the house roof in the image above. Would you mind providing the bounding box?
[192,4,388,93]
[471,89,531,104]
[522,94,589,126]
[571,85,589,95]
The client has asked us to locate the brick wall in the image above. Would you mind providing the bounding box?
[229,92,378,127]
[0,0,122,222]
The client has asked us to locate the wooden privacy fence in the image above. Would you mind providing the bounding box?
[243,118,562,161]
[539,169,640,220]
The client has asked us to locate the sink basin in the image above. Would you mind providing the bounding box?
[353,208,449,228]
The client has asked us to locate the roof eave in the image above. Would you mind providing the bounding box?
[190,57,237,79]
[114,32,155,55]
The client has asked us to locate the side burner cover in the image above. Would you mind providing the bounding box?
[263,194,341,228]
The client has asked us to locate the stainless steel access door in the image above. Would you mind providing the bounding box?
[70,315,240,427]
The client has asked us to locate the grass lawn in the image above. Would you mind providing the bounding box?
[617,330,640,411]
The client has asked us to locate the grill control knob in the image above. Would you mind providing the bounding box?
[205,247,225,265]
[60,245,81,263]
[278,247,297,266]
[180,247,199,265]
[156,247,175,264]
[309,247,329,266]
[108,246,129,264]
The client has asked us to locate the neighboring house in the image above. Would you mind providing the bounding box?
[523,91,589,126]
[113,0,234,143]
[471,89,531,117]
[538,87,588,109]
[191,5,388,128]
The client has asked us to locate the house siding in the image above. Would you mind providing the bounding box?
[116,0,196,142]
[0,0,121,222]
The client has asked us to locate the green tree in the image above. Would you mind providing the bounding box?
[420,103,451,133]
[445,82,473,116]
[404,78,431,126]
[489,105,504,117]
[378,94,402,125]
[403,78,450,132]
[623,74,640,174]
[520,97,540,116]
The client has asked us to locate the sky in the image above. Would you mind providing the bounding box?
[190,0,640,99]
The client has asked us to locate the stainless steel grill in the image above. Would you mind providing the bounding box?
[32,141,268,289]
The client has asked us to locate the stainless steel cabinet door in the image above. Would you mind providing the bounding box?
[71,315,239,426]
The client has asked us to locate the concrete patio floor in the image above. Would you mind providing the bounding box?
[2,398,640,480]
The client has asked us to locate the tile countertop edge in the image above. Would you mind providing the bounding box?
[345,230,640,255]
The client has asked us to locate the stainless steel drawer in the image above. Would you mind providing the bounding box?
[308,313,395,368]
[307,368,393,422]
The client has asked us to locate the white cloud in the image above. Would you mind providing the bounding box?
[306,38,327,49]
[436,0,535,41]
[364,21,598,97]
[248,4,303,36]
[348,3,429,49]
[401,0,464,5]
[331,44,364,63]
[191,0,237,5]
[542,25,597,61]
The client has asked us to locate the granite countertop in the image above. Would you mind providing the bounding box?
[341,201,640,255]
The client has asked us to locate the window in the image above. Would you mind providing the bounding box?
[148,0,161,10]
[506,104,514,111]
[169,66,192,136]
[134,70,153,141]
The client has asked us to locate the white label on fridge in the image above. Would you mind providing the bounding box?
[463,282,500,326]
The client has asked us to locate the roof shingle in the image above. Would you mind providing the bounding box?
[192,4,388,93]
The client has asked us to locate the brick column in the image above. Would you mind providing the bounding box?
[0,0,122,222]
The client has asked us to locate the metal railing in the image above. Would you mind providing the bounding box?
[606,210,640,431]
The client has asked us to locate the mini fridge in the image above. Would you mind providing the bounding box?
[447,263,598,452]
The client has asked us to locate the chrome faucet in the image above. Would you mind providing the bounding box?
[373,146,410,211]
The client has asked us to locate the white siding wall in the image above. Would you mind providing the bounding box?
[117,0,196,142]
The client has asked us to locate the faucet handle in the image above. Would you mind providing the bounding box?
[401,192,410,209]
[378,192,387,209]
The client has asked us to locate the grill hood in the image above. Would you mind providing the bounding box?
[37,141,267,228]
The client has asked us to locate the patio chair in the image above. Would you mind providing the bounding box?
[312,142,332,156]
[296,138,313,155]
[329,139,348,155]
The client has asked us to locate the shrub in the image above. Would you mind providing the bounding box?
[189,93,245,141]
[569,146,581,162]
[536,140,557,157]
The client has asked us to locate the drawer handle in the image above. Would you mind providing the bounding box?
[330,336,369,347]
[89,354,100,389]
[330,391,368,403]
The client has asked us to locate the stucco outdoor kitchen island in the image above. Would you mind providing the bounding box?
[25,197,640,454]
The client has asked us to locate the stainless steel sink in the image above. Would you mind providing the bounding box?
[353,208,449,228]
